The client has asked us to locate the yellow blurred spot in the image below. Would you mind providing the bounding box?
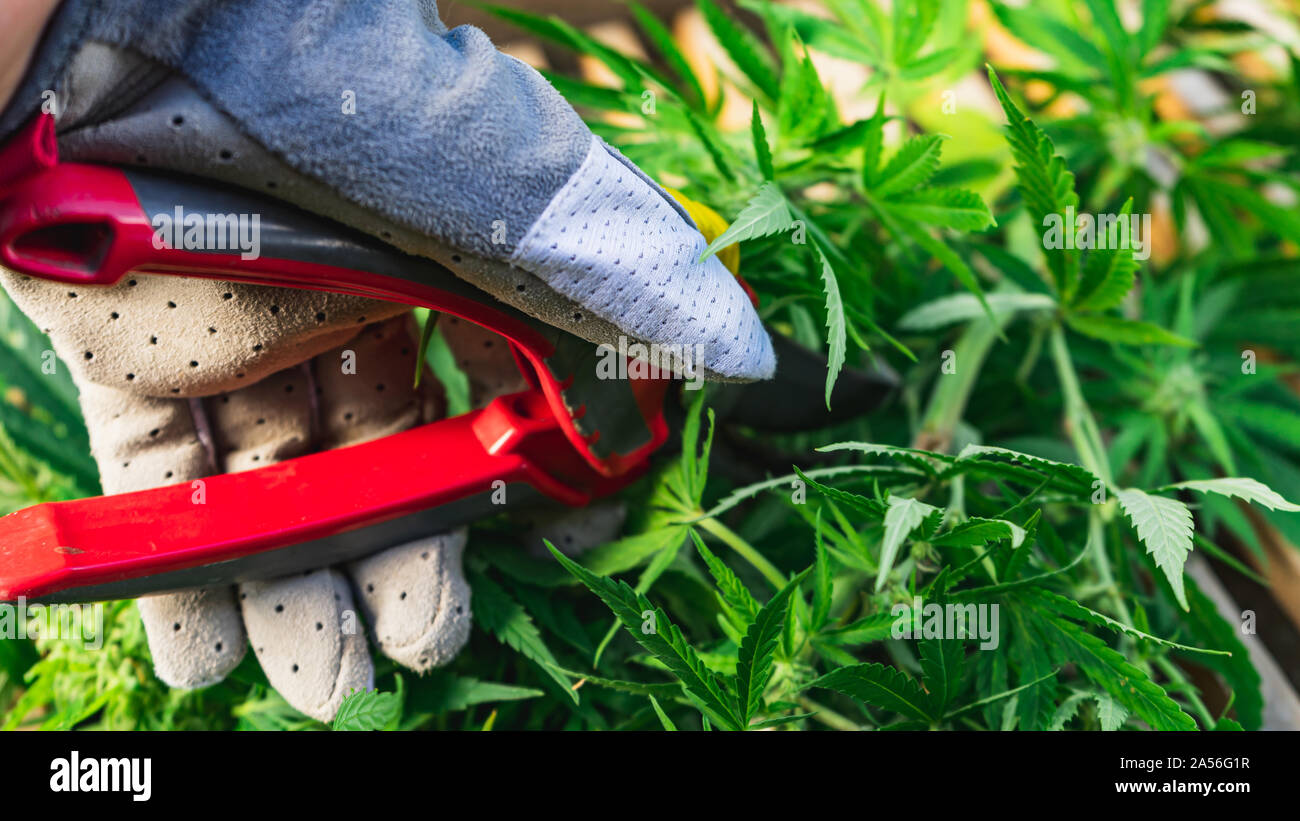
[4,385,28,413]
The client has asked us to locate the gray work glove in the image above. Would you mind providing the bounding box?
[0,270,625,720]
[1,0,775,382]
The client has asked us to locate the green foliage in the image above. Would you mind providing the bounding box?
[333,686,403,731]
[3,0,1298,732]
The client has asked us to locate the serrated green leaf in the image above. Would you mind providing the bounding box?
[751,101,774,180]
[580,526,690,577]
[1095,693,1129,730]
[331,688,401,731]
[626,1,707,109]
[877,496,940,592]
[1117,488,1194,609]
[951,444,1096,492]
[1165,477,1300,512]
[1066,314,1197,347]
[1072,201,1138,312]
[932,517,1027,549]
[699,182,794,261]
[648,695,677,730]
[749,712,815,728]
[1048,691,1093,730]
[406,673,542,716]
[817,441,948,476]
[470,571,577,703]
[736,568,810,724]
[812,243,848,409]
[987,66,1080,298]
[885,187,995,231]
[820,611,896,646]
[1017,588,1228,655]
[875,134,944,196]
[807,663,934,722]
[697,0,780,101]
[919,634,966,715]
[545,541,743,730]
[690,530,760,625]
[1032,611,1195,730]
[777,38,834,141]
[812,514,832,631]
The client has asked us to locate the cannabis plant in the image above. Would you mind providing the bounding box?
[2,0,1298,730]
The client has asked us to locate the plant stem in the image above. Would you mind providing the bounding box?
[1086,508,1133,626]
[1155,656,1215,728]
[1015,320,1046,384]
[1048,323,1114,487]
[796,696,864,731]
[697,515,786,589]
[915,313,1005,452]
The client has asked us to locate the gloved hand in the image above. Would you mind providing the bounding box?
[0,268,627,719]
[1,0,775,383]
[0,0,772,720]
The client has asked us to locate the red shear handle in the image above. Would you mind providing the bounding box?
[0,390,642,602]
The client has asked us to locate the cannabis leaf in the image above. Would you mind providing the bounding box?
[698,182,794,261]
[1095,693,1129,731]
[886,188,998,232]
[1071,200,1138,312]
[332,688,402,731]
[1029,610,1196,730]
[808,663,934,723]
[814,242,848,409]
[1164,477,1300,512]
[751,101,774,180]
[545,541,743,730]
[648,695,678,731]
[697,0,781,102]
[1016,588,1228,655]
[692,530,760,626]
[919,633,966,715]
[877,496,941,592]
[932,517,1027,550]
[470,571,577,703]
[1117,488,1194,610]
[987,66,1080,299]
[862,125,994,312]
[876,134,945,196]
[736,568,811,724]
[1065,314,1196,348]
